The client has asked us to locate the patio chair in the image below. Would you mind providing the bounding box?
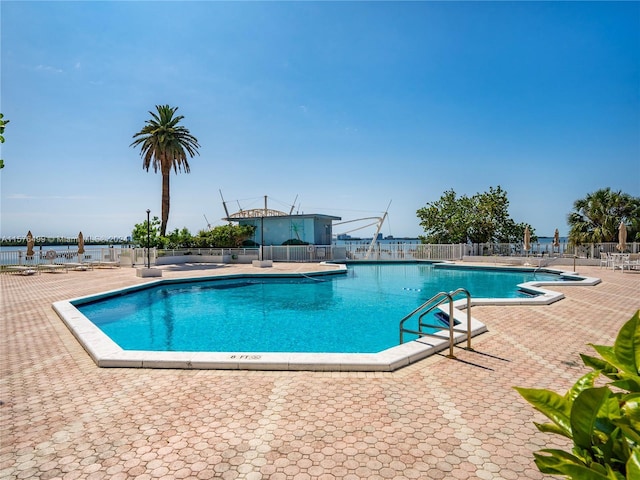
[599,252,611,268]
[611,253,630,271]
[622,253,640,272]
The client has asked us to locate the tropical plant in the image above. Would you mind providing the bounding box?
[567,188,640,245]
[416,186,535,244]
[195,224,256,248]
[282,238,309,246]
[0,113,9,169]
[416,189,470,243]
[514,310,640,479]
[495,218,536,245]
[163,227,194,249]
[132,216,162,248]
[131,105,200,236]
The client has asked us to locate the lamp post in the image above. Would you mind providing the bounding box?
[146,209,151,268]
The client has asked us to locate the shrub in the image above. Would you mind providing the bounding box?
[514,310,640,479]
[282,238,309,246]
[195,224,256,248]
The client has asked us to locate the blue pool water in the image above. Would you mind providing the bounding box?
[76,263,561,354]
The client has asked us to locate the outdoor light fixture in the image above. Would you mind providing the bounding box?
[146,209,151,268]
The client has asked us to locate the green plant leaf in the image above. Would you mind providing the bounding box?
[514,387,572,436]
[572,387,612,449]
[615,394,640,444]
[600,426,631,471]
[615,421,640,446]
[518,312,640,479]
[566,371,600,403]
[533,449,586,475]
[592,345,621,369]
[599,393,623,425]
[613,311,640,376]
[533,449,615,479]
[535,421,571,437]
[591,313,640,379]
[621,392,640,423]
[627,448,640,479]
[611,377,640,393]
[581,353,620,377]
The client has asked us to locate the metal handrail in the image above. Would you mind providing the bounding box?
[399,288,472,358]
[449,288,472,350]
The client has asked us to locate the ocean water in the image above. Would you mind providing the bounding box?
[0,244,120,252]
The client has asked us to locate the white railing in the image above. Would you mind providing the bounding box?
[471,241,638,258]
[3,241,636,270]
[158,248,226,257]
[262,245,334,262]
[0,244,464,268]
[154,248,259,266]
[0,247,126,268]
[119,248,157,267]
[259,244,463,262]
[338,243,463,261]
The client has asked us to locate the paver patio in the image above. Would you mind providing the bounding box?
[1,262,638,479]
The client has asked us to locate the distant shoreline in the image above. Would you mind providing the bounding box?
[1,239,131,248]
[1,236,566,248]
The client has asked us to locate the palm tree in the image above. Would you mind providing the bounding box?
[131,105,200,236]
[567,188,639,245]
[0,113,9,169]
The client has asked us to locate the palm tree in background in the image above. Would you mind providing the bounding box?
[131,105,200,236]
[0,113,9,169]
[567,187,639,245]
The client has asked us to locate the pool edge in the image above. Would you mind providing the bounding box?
[51,266,600,372]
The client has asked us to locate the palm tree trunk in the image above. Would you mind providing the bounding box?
[161,171,170,237]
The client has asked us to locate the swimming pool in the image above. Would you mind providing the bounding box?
[76,263,560,354]
[54,263,600,371]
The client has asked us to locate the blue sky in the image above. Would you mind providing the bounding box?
[1,1,638,241]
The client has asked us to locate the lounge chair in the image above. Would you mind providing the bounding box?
[39,263,68,273]
[64,262,93,271]
[4,265,39,275]
[39,250,68,273]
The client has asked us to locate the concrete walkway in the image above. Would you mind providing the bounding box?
[1,263,639,479]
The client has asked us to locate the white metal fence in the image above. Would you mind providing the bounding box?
[2,241,637,270]
[0,247,126,267]
[153,248,259,266]
[470,241,638,258]
[153,242,634,263]
[119,248,156,267]
[259,244,465,262]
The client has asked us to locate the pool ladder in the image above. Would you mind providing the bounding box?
[399,288,472,359]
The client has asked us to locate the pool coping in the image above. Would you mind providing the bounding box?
[51,264,601,372]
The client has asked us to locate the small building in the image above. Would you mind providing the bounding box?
[223,209,341,246]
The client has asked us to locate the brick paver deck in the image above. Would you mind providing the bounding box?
[1,263,638,479]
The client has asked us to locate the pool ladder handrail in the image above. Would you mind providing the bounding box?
[399,288,472,358]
